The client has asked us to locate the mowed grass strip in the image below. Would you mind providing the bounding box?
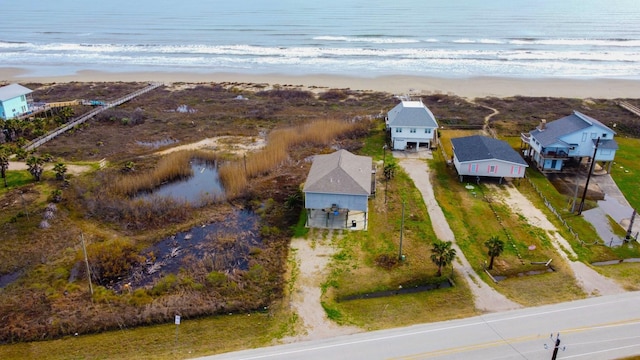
[610,137,640,211]
[0,307,296,360]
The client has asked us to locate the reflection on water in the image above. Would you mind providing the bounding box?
[0,270,22,288]
[141,160,224,204]
[114,210,261,291]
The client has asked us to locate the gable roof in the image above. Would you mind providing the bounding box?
[387,100,438,128]
[530,111,615,147]
[0,84,32,102]
[452,135,528,166]
[303,149,372,196]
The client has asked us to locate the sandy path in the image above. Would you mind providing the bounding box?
[284,236,361,342]
[493,184,624,296]
[398,158,521,312]
[155,136,266,156]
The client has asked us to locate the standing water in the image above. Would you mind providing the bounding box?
[141,160,224,204]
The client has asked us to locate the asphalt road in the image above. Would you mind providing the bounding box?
[196,292,640,360]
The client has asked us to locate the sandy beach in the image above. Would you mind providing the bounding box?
[1,67,638,99]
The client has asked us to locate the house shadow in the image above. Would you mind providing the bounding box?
[306,209,368,231]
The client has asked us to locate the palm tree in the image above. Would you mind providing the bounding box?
[0,147,9,187]
[484,236,505,270]
[54,162,67,181]
[26,155,45,182]
[430,240,457,277]
[383,162,397,180]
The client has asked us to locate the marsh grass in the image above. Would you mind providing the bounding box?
[219,119,366,196]
[113,150,219,196]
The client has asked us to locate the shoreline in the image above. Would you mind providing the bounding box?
[1,67,639,99]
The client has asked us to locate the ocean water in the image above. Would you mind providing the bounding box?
[1,0,639,79]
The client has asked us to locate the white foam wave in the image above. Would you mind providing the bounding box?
[312,36,419,44]
[510,38,640,47]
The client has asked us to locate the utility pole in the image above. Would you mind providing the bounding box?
[578,137,600,215]
[551,335,561,360]
[570,169,580,213]
[383,145,388,204]
[398,200,405,261]
[545,333,565,360]
[626,209,637,241]
[81,233,94,298]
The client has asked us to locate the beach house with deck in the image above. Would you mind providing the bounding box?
[386,100,439,151]
[303,149,374,230]
[0,84,33,120]
[521,111,618,173]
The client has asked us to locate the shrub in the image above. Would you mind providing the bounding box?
[85,239,142,286]
[129,289,153,306]
[150,274,179,296]
[206,271,227,287]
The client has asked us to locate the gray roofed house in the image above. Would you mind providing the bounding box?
[303,149,373,230]
[522,111,617,172]
[451,135,528,182]
[386,100,439,151]
[0,83,33,120]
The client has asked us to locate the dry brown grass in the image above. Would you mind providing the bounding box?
[219,119,364,196]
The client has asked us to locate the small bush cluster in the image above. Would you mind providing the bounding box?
[85,239,143,286]
[256,88,314,100]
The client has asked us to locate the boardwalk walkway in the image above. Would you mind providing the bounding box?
[619,101,640,118]
[24,82,164,151]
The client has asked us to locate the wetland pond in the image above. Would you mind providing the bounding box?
[112,209,261,291]
[139,159,224,204]
[111,159,259,291]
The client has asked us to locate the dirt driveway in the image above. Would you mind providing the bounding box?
[284,235,361,342]
[491,184,624,297]
[397,158,522,313]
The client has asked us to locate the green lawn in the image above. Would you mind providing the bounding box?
[610,137,640,211]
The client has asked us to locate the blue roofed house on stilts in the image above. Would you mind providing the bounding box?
[521,111,618,173]
[0,84,33,120]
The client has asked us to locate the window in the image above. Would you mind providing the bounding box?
[20,95,25,101]
[602,133,607,138]
[470,164,477,173]
[395,128,402,133]
[425,128,431,134]
[410,128,416,133]
[489,165,497,173]
[582,132,587,142]
[591,132,597,139]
